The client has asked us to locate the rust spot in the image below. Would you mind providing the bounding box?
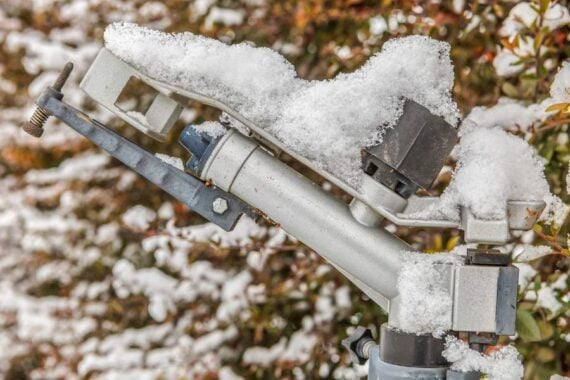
[252,208,281,227]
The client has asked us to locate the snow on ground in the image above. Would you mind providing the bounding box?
[499,2,570,37]
[0,2,367,377]
[0,154,354,378]
[122,205,157,230]
[204,7,246,30]
[104,22,460,188]
[493,2,569,79]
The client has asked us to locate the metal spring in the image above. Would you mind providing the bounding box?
[29,107,50,128]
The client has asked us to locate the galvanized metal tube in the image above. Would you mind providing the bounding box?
[201,131,411,309]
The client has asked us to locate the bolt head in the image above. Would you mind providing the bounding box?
[22,122,44,138]
[212,197,229,215]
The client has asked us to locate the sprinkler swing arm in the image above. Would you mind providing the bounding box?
[23,52,546,380]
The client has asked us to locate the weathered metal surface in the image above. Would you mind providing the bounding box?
[495,266,519,336]
[36,90,252,231]
[201,129,411,310]
[461,208,510,244]
[369,346,448,380]
[379,324,448,368]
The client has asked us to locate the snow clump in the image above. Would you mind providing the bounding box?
[410,123,551,221]
[394,251,463,336]
[443,335,524,380]
[104,22,460,188]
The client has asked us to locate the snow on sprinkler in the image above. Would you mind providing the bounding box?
[22,23,558,380]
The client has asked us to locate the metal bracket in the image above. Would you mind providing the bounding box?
[35,89,253,231]
[78,49,546,235]
[80,49,183,141]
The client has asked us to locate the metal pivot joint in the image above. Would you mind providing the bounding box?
[179,124,224,175]
[32,88,253,231]
[23,62,73,137]
[342,327,376,365]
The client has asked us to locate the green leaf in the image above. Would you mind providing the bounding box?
[539,0,551,15]
[538,319,554,340]
[517,309,542,342]
[502,82,519,98]
[545,102,570,112]
[534,30,544,51]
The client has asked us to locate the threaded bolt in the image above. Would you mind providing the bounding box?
[23,108,50,137]
[22,62,74,138]
[52,62,73,91]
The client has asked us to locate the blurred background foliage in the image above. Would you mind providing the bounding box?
[0,0,569,379]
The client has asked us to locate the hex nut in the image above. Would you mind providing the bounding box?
[212,197,229,215]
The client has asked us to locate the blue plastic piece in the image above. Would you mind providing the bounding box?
[179,124,221,175]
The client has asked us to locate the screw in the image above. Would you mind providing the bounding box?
[22,62,74,138]
[212,197,229,215]
[52,62,74,92]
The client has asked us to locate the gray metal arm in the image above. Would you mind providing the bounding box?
[35,88,253,231]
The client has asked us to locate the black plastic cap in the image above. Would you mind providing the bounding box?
[363,100,458,198]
